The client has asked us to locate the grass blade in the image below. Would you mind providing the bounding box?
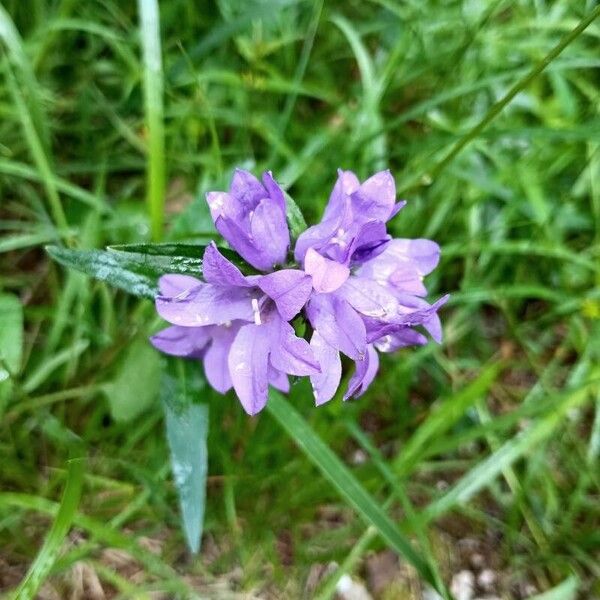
[394,361,504,475]
[405,3,600,192]
[266,391,441,592]
[12,456,84,600]
[421,382,596,523]
[527,576,579,600]
[138,0,166,241]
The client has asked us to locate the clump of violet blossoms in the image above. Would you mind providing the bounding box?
[151,169,448,415]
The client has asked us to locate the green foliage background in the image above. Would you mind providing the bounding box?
[1,0,599,597]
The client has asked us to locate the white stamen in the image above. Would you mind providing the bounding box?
[331,228,347,248]
[252,298,262,325]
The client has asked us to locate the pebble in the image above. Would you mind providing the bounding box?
[450,570,475,600]
[336,574,373,600]
[478,569,497,590]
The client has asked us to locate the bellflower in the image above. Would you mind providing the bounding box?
[151,243,319,415]
[150,168,448,415]
[297,170,448,405]
[206,169,290,271]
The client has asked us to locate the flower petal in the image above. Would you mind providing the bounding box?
[156,282,256,326]
[202,242,251,288]
[344,345,379,400]
[203,326,238,393]
[348,220,390,264]
[149,325,210,358]
[250,198,290,269]
[158,274,202,297]
[230,168,266,210]
[386,238,441,276]
[228,323,271,415]
[305,294,367,360]
[258,269,312,321]
[374,329,428,352]
[304,248,350,294]
[215,215,272,271]
[294,215,343,263]
[269,318,321,376]
[309,331,342,406]
[350,170,396,222]
[268,366,290,393]
[261,171,286,212]
[322,169,360,221]
[336,276,399,319]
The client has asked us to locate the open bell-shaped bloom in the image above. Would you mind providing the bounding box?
[206,169,290,272]
[152,243,319,415]
[294,169,405,266]
[296,172,448,406]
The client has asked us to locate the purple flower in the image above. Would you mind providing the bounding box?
[297,171,448,406]
[151,168,448,415]
[294,169,405,266]
[151,243,319,415]
[206,169,290,272]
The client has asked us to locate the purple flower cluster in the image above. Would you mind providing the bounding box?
[151,169,448,415]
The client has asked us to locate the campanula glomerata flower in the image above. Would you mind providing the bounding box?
[150,168,448,415]
[206,169,289,271]
[151,243,319,415]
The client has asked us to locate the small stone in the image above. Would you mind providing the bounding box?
[336,574,373,600]
[477,569,496,591]
[450,570,475,600]
[351,449,368,465]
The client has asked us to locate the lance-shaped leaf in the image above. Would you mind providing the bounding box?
[47,245,159,298]
[161,357,209,554]
[46,244,214,298]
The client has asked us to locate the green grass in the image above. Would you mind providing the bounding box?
[1,0,600,598]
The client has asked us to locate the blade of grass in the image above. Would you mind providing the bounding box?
[394,361,504,475]
[2,59,69,237]
[266,391,442,593]
[0,492,190,596]
[403,3,600,192]
[527,576,579,600]
[138,0,166,241]
[11,456,84,600]
[0,4,50,149]
[345,421,449,598]
[421,381,597,523]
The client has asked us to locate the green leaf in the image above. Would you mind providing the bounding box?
[46,244,211,298]
[266,391,441,592]
[47,245,158,298]
[161,358,209,554]
[284,192,308,241]
[108,242,249,271]
[12,456,84,600]
[104,338,161,422]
